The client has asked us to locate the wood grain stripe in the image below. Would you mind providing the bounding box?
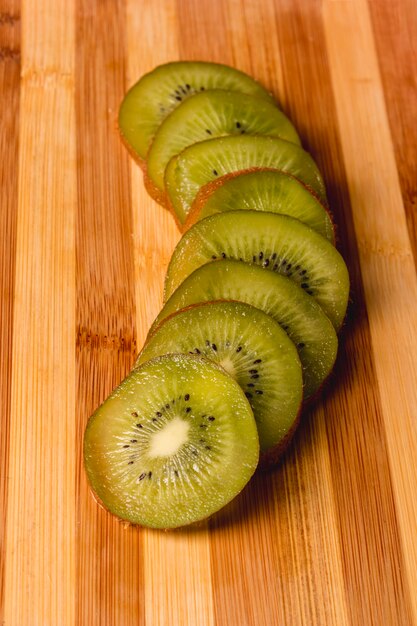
[75,1,143,625]
[125,3,216,625]
[322,0,417,623]
[368,0,417,264]
[3,1,76,624]
[0,1,20,622]
[275,0,415,623]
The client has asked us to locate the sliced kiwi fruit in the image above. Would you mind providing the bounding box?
[137,301,303,462]
[146,90,300,191]
[186,168,335,243]
[150,260,338,399]
[165,135,327,225]
[119,61,274,164]
[84,353,259,529]
[164,212,349,329]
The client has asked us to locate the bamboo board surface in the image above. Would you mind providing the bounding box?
[1,0,416,624]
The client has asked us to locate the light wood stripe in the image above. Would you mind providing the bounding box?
[368,0,417,264]
[74,1,143,625]
[323,0,417,623]
[274,1,414,624]
[125,3,216,625]
[0,1,20,621]
[3,0,76,624]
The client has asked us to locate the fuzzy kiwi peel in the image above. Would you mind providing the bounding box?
[84,353,259,529]
[137,301,303,463]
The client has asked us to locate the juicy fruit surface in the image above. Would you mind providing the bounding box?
[187,169,335,242]
[165,135,327,224]
[119,61,274,160]
[164,211,349,329]
[84,354,259,529]
[137,302,303,454]
[151,260,338,398]
[147,90,300,190]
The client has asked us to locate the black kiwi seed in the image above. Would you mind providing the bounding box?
[263,260,270,267]
[249,369,258,374]
[247,383,255,388]
[221,252,226,258]
[130,439,137,443]
[128,461,134,465]
[213,169,218,176]
[208,416,215,421]
[259,251,264,260]
[236,121,241,128]
[212,255,217,259]
[251,374,260,379]
[136,423,143,428]
[255,390,263,395]
[156,411,162,417]
[184,393,190,401]
[131,411,138,417]
[175,96,182,101]
[245,392,253,399]
[123,444,130,448]
[206,129,212,135]
[138,473,146,481]
[211,343,217,351]
[185,407,192,413]
[148,472,152,479]
[236,346,242,353]
[254,359,262,364]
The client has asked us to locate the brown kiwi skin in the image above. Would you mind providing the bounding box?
[182,166,334,234]
[138,300,304,469]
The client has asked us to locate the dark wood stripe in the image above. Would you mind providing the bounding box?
[75,2,144,624]
[0,1,20,621]
[368,0,417,266]
[273,0,414,624]
[176,0,233,63]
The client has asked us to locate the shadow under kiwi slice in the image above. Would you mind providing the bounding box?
[137,301,303,465]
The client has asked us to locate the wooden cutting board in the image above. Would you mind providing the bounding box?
[1,0,416,624]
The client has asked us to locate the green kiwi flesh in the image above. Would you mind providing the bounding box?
[147,90,300,191]
[119,61,274,161]
[164,212,349,330]
[165,135,327,224]
[186,169,334,243]
[137,301,303,457]
[83,354,259,529]
[151,260,338,399]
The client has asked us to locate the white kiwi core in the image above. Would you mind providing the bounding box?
[148,416,190,458]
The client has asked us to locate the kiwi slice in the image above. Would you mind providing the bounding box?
[164,212,349,330]
[119,61,274,163]
[84,353,259,529]
[150,260,338,399]
[165,135,327,225]
[146,90,300,191]
[137,301,303,461]
[186,169,335,243]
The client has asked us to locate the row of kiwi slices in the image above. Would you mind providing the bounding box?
[84,61,350,529]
